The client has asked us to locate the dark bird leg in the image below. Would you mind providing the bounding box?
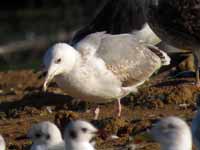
[193,50,200,87]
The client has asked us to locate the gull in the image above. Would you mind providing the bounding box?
[192,92,200,150]
[64,120,97,150]
[28,121,64,150]
[43,32,170,118]
[151,116,192,150]
[41,120,98,150]
[0,134,5,150]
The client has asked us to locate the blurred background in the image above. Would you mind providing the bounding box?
[0,0,103,70]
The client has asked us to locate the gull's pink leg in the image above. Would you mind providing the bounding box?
[116,98,121,117]
[93,106,100,120]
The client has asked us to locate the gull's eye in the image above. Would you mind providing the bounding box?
[167,123,176,129]
[35,133,42,138]
[46,134,50,140]
[81,128,87,133]
[69,130,77,139]
[55,58,61,64]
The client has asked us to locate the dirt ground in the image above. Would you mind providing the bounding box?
[0,68,199,150]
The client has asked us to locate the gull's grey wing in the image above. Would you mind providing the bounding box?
[74,31,109,56]
[96,34,162,87]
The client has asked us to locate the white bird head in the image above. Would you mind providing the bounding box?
[28,121,63,146]
[64,120,98,144]
[151,116,192,150]
[43,43,78,91]
[0,134,5,150]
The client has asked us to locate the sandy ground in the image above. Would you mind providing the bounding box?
[0,68,198,150]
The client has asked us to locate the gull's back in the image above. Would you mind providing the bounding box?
[95,34,166,87]
[75,32,169,87]
[74,31,109,57]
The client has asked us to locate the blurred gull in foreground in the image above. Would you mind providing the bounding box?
[0,134,5,150]
[47,120,97,150]
[192,92,200,150]
[43,32,170,118]
[28,121,64,150]
[151,116,192,150]
[64,120,97,150]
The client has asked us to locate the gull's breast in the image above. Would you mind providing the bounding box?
[55,62,122,103]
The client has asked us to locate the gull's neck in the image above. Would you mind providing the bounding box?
[71,49,83,68]
[62,48,83,74]
[65,140,94,150]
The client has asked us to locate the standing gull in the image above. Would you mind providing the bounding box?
[43,32,170,118]
[28,121,64,150]
[151,116,192,150]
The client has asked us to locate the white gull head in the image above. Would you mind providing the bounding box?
[43,43,79,91]
[28,121,63,150]
[151,116,192,150]
[64,120,98,150]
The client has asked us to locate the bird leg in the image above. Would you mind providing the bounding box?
[92,106,100,120]
[194,51,200,87]
[115,98,122,117]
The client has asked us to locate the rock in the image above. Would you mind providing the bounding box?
[178,54,195,72]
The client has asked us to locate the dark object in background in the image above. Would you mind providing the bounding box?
[71,0,146,44]
[71,0,190,75]
[144,0,200,85]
